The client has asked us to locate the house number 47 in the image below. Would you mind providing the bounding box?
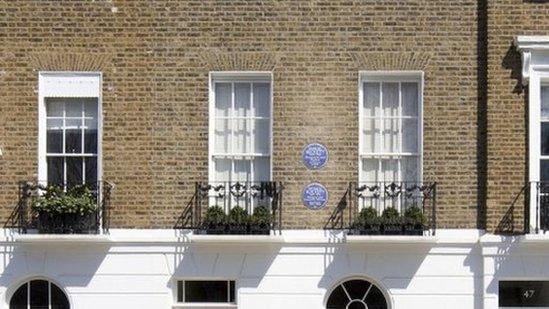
[523,290,536,298]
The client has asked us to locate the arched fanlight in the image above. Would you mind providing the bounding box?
[10,279,69,309]
[327,279,388,309]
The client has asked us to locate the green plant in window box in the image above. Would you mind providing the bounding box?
[352,207,381,235]
[31,185,98,234]
[380,207,403,235]
[403,205,426,235]
[227,206,249,235]
[250,206,272,235]
[203,206,227,235]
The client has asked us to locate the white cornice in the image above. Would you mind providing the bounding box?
[515,36,549,84]
[516,36,549,51]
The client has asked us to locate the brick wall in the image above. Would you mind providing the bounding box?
[486,0,549,233]
[0,0,480,229]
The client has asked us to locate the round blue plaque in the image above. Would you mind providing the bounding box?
[302,182,329,210]
[302,143,329,170]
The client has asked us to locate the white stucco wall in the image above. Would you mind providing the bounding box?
[0,229,546,309]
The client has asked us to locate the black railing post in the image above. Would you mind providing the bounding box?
[537,182,540,234]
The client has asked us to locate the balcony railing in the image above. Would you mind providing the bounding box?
[347,182,437,236]
[178,181,283,235]
[10,181,113,234]
[530,181,549,233]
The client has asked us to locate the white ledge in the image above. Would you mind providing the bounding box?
[345,235,438,244]
[190,234,285,244]
[14,234,112,244]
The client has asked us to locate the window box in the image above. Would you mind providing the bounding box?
[36,211,98,234]
[249,223,271,235]
[205,223,228,235]
[226,224,248,235]
[403,222,424,236]
[381,221,403,235]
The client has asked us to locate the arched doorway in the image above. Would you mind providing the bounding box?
[10,279,70,309]
[326,278,388,309]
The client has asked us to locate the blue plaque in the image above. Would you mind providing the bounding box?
[302,182,329,210]
[302,143,328,170]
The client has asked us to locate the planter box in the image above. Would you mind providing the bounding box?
[249,224,271,235]
[349,223,382,235]
[382,223,403,235]
[205,223,227,235]
[403,223,424,236]
[226,224,248,235]
[36,212,98,234]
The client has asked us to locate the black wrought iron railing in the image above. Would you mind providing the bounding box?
[177,181,283,235]
[530,181,549,233]
[9,181,113,234]
[347,181,437,236]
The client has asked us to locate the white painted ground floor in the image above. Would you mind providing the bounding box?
[0,229,548,309]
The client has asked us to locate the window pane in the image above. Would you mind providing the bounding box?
[542,86,549,118]
[402,118,418,153]
[365,285,388,309]
[233,119,250,153]
[343,280,370,300]
[9,283,28,309]
[83,98,98,118]
[66,157,83,188]
[363,82,380,117]
[47,119,63,153]
[402,156,418,182]
[84,119,98,154]
[542,122,549,155]
[65,119,82,154]
[184,281,229,303]
[382,82,398,117]
[326,285,348,309]
[254,119,269,154]
[47,157,64,186]
[85,157,97,184]
[362,118,379,153]
[177,281,184,303]
[383,119,398,153]
[214,159,231,182]
[381,159,398,183]
[229,281,235,303]
[253,83,270,117]
[29,280,49,309]
[541,160,549,182]
[402,82,418,117]
[46,99,64,117]
[253,157,270,182]
[214,119,230,153]
[234,160,251,182]
[215,83,231,117]
[50,283,69,309]
[234,83,250,117]
[361,158,378,182]
[65,99,83,117]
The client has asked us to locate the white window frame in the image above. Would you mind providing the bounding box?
[173,279,237,308]
[358,71,424,184]
[516,36,549,233]
[208,71,273,184]
[38,72,103,186]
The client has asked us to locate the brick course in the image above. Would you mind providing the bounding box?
[0,1,481,229]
